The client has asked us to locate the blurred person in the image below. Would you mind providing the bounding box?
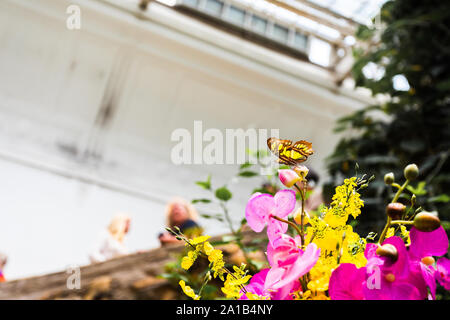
[159,197,203,246]
[0,253,7,282]
[89,213,131,263]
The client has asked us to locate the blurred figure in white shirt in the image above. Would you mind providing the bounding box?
[89,213,131,263]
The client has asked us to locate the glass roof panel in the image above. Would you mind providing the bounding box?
[307,0,387,25]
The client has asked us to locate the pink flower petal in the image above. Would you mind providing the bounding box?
[267,219,288,245]
[329,263,366,300]
[420,263,436,300]
[436,257,450,290]
[245,193,274,232]
[273,189,296,219]
[264,267,285,291]
[267,234,301,268]
[409,226,449,259]
[364,280,422,300]
[364,243,379,260]
[271,243,320,290]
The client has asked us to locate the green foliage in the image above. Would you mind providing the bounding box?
[215,186,232,202]
[326,0,450,234]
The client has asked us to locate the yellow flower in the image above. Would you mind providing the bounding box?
[386,227,395,239]
[246,292,270,300]
[189,235,211,246]
[400,225,411,245]
[340,229,367,268]
[221,265,251,299]
[203,242,225,280]
[179,280,200,300]
[181,249,199,270]
[203,241,214,255]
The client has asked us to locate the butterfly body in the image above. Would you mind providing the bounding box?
[267,137,314,166]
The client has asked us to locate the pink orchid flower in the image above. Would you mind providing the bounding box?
[239,268,270,300]
[264,234,320,299]
[363,236,424,300]
[407,226,449,299]
[329,228,450,300]
[245,190,296,244]
[436,258,450,290]
[329,263,366,300]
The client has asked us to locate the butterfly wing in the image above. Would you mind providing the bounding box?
[292,140,314,157]
[267,138,313,166]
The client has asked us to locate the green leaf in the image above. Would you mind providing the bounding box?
[406,181,427,196]
[195,174,211,190]
[215,186,232,201]
[238,171,258,177]
[200,213,224,222]
[239,162,253,170]
[192,199,211,204]
[428,194,450,203]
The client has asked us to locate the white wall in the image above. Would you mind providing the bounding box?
[0,0,371,279]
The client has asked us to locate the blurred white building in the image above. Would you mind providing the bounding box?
[0,0,378,278]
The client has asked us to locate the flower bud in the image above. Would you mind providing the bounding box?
[384,172,395,185]
[293,208,309,225]
[278,169,301,188]
[404,164,419,181]
[411,194,416,206]
[293,165,309,181]
[376,244,398,262]
[386,202,406,220]
[413,211,441,232]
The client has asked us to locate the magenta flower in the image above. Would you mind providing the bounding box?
[436,258,450,290]
[407,226,449,299]
[409,226,448,260]
[329,263,366,300]
[264,235,320,298]
[364,236,424,300]
[245,190,296,244]
[330,237,425,300]
[239,268,269,300]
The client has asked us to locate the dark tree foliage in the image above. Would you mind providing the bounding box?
[325,0,450,235]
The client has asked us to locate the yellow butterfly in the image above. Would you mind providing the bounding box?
[267,137,314,166]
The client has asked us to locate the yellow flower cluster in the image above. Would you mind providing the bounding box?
[299,178,367,299]
[324,177,364,226]
[179,236,251,300]
[203,241,226,280]
[221,265,252,299]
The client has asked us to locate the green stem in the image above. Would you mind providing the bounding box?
[390,220,414,226]
[220,201,236,234]
[271,215,303,238]
[379,180,410,244]
[294,183,306,246]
